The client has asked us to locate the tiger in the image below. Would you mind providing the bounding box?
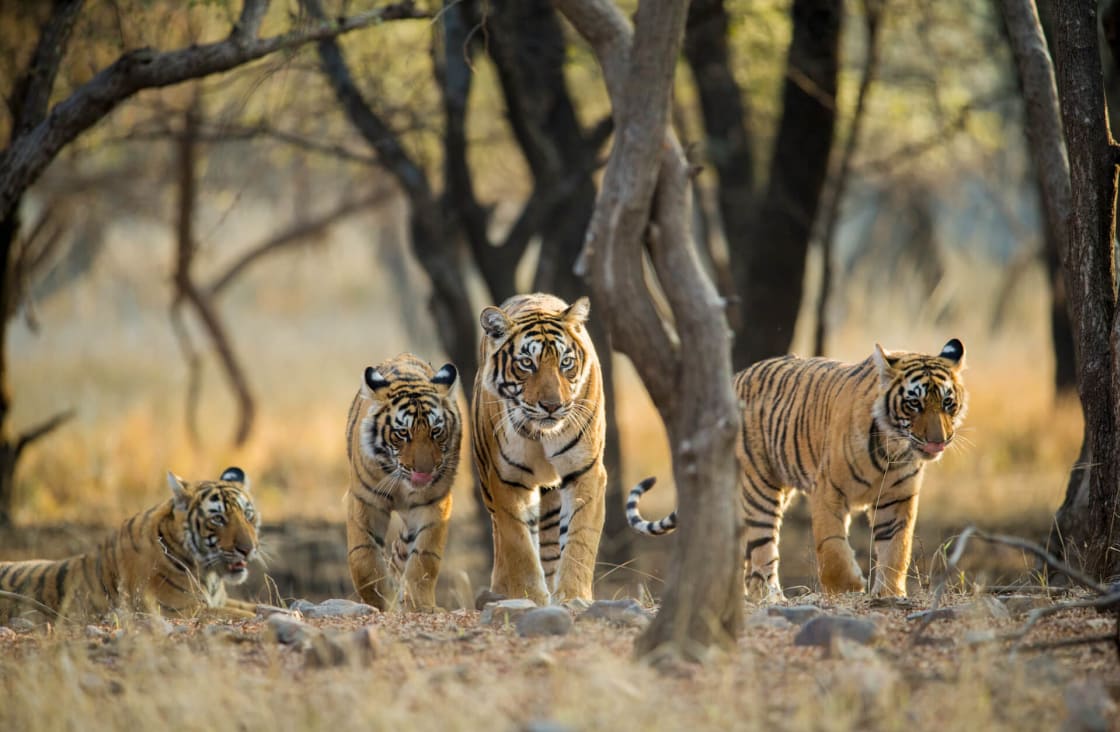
[472,293,606,606]
[345,353,461,611]
[628,339,968,599]
[0,467,261,624]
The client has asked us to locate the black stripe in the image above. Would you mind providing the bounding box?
[874,494,915,511]
[889,468,922,488]
[745,537,774,553]
[54,560,70,605]
[561,457,598,486]
[549,422,586,458]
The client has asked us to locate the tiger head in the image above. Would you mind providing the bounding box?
[479,294,594,437]
[872,338,968,462]
[167,467,259,585]
[359,355,459,488]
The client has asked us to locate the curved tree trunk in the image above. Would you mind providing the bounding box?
[557,0,743,661]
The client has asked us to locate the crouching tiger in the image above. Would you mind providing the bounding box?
[345,353,461,611]
[0,467,261,624]
[473,293,607,605]
[628,339,968,599]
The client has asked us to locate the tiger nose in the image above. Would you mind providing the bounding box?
[234,535,254,557]
[539,399,562,415]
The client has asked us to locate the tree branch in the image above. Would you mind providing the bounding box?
[207,190,392,297]
[0,0,428,220]
[14,409,75,456]
[8,0,86,138]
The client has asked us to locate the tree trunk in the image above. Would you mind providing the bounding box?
[1049,0,1120,579]
[557,0,743,661]
[731,0,841,368]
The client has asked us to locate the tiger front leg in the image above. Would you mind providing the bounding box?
[552,463,606,604]
[398,492,453,612]
[346,492,395,610]
[483,472,549,606]
[808,487,865,593]
[870,492,920,597]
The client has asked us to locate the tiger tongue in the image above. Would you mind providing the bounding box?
[410,471,434,486]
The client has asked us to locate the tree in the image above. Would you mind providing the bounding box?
[1004,0,1120,579]
[0,0,426,526]
[684,0,841,368]
[556,0,743,661]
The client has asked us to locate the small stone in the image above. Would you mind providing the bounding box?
[481,599,538,626]
[580,599,652,629]
[515,607,573,637]
[523,650,557,669]
[288,599,316,615]
[266,613,317,646]
[793,615,879,647]
[78,672,123,696]
[963,629,998,645]
[85,625,110,640]
[767,605,822,626]
[963,596,1011,621]
[745,609,793,630]
[475,589,507,610]
[0,626,16,640]
[7,617,35,633]
[1001,595,1052,618]
[294,598,377,619]
[559,597,592,613]
[1061,679,1117,732]
[521,721,575,732]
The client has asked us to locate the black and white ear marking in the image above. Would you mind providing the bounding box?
[480,306,512,340]
[364,367,390,392]
[939,338,965,367]
[167,472,189,511]
[563,296,591,325]
[220,466,246,484]
[431,363,457,389]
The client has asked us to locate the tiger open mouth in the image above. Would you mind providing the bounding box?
[226,559,248,574]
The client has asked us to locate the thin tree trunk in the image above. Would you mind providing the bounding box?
[731,0,841,368]
[1049,0,1120,579]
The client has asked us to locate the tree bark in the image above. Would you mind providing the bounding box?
[1049,0,1120,579]
[557,0,743,661]
[731,0,841,368]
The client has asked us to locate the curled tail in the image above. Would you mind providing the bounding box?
[626,477,677,536]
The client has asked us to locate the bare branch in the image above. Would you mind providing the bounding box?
[208,190,392,297]
[8,0,86,137]
[14,409,75,456]
[0,0,428,219]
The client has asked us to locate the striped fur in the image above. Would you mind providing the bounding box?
[0,468,260,624]
[628,339,968,599]
[345,353,461,611]
[472,294,606,605]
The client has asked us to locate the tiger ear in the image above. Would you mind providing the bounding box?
[563,296,590,325]
[939,338,965,370]
[431,363,457,394]
[480,306,512,340]
[872,343,901,385]
[361,367,390,400]
[220,466,248,488]
[167,472,189,511]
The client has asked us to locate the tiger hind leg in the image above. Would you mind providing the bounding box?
[742,478,792,602]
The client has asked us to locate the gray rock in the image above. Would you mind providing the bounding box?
[768,605,822,626]
[474,589,507,611]
[0,626,16,640]
[521,721,575,732]
[793,615,880,647]
[266,613,317,646]
[85,625,110,640]
[515,607,573,637]
[305,625,381,668]
[7,617,35,633]
[579,599,652,629]
[290,598,377,619]
[481,598,538,626]
[745,609,793,630]
[1001,594,1052,618]
[964,596,1011,621]
[1061,679,1118,732]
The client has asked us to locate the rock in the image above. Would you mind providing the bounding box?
[85,625,110,640]
[1061,679,1118,732]
[515,607,573,637]
[963,629,998,645]
[559,598,592,613]
[481,599,538,626]
[289,598,377,619]
[521,721,576,732]
[998,594,1051,618]
[7,617,35,633]
[745,609,793,630]
[963,596,1010,621]
[475,589,507,611]
[793,615,880,647]
[0,626,16,641]
[767,605,822,626]
[266,614,317,646]
[579,599,652,629]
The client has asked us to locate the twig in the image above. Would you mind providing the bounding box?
[15,409,76,456]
